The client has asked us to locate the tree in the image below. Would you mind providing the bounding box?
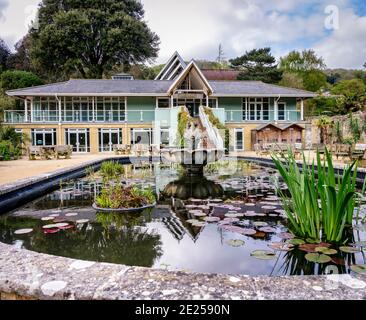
[229,48,283,83]
[0,70,43,91]
[29,0,160,79]
[0,38,10,72]
[216,44,227,67]
[331,79,366,113]
[279,72,304,89]
[279,49,326,73]
[302,70,327,92]
[6,36,32,72]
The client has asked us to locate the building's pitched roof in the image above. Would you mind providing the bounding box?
[201,69,240,81]
[255,123,305,131]
[255,123,282,131]
[279,123,305,130]
[6,79,174,97]
[155,51,187,81]
[210,81,316,97]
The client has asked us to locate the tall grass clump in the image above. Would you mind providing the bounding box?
[272,148,359,243]
[100,161,124,181]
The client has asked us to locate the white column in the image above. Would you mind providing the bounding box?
[300,99,304,121]
[30,98,34,122]
[58,97,62,124]
[274,99,278,122]
[24,98,28,122]
[92,97,95,122]
[206,94,209,107]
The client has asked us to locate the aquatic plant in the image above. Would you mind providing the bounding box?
[95,184,156,209]
[272,148,359,243]
[100,161,124,181]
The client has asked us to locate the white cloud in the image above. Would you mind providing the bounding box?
[0,0,9,19]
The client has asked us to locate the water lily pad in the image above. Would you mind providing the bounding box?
[42,224,58,229]
[315,247,337,255]
[331,257,345,265]
[41,217,55,221]
[193,212,207,217]
[14,228,33,235]
[203,217,220,223]
[305,253,332,263]
[268,242,294,251]
[58,224,75,230]
[259,227,277,233]
[227,239,245,247]
[187,219,199,224]
[350,264,366,274]
[299,243,329,253]
[339,246,360,253]
[244,212,258,217]
[43,228,59,234]
[65,213,78,217]
[245,203,255,207]
[253,222,268,227]
[278,232,295,239]
[54,223,69,228]
[225,213,239,218]
[49,214,60,217]
[76,219,89,224]
[223,217,240,223]
[192,221,206,227]
[251,250,277,260]
[288,239,306,245]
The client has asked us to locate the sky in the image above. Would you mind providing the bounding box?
[0,0,365,69]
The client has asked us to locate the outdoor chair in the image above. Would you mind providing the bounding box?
[113,144,131,155]
[55,145,72,159]
[293,143,303,159]
[28,146,44,160]
[350,143,366,161]
[334,144,351,161]
[132,144,150,157]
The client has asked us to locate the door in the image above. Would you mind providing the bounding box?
[186,102,195,117]
[66,129,89,153]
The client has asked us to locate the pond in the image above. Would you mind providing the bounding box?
[1,160,366,276]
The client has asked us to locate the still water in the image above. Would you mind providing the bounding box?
[0,160,365,276]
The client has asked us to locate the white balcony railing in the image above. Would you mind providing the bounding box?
[225,110,302,123]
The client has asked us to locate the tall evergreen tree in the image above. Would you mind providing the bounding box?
[229,48,282,83]
[29,0,160,79]
[0,38,10,72]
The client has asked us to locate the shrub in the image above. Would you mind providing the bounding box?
[203,107,230,151]
[177,107,190,148]
[0,140,21,160]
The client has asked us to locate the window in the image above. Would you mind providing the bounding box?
[160,129,170,146]
[278,102,286,121]
[31,129,56,146]
[131,128,153,145]
[98,129,122,152]
[244,98,271,121]
[234,129,244,151]
[157,98,170,109]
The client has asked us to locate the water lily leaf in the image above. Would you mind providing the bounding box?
[227,239,245,247]
[203,217,220,223]
[331,257,345,265]
[41,217,55,221]
[49,214,60,217]
[58,224,74,230]
[350,264,366,274]
[288,239,305,245]
[53,223,69,228]
[14,228,33,235]
[192,221,206,227]
[259,227,277,233]
[268,242,294,251]
[187,219,199,224]
[43,228,60,234]
[278,232,295,239]
[251,250,277,260]
[315,247,337,255]
[253,222,268,227]
[42,224,58,229]
[65,213,78,217]
[76,219,89,224]
[305,253,332,263]
[339,246,360,253]
[225,213,239,218]
[223,217,240,223]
